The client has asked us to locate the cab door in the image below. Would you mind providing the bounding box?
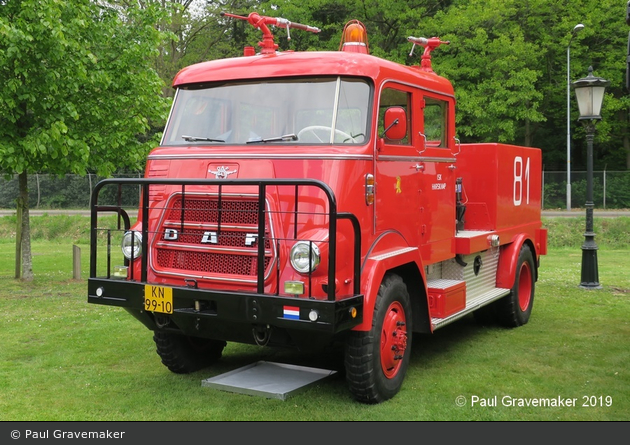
[374,84,422,247]
[416,94,457,264]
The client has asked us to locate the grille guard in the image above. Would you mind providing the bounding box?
[89,178,361,301]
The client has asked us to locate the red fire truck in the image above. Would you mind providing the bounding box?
[87,13,548,404]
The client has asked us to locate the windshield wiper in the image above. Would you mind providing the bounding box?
[182,135,225,143]
[246,134,298,144]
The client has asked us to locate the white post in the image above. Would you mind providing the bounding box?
[567,24,585,211]
[73,245,81,280]
[567,43,573,212]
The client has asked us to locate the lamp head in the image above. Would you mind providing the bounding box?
[573,66,610,121]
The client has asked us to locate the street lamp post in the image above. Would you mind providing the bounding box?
[567,23,584,211]
[573,66,609,289]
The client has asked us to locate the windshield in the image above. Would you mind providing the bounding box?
[162,77,371,146]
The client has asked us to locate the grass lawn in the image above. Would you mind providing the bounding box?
[0,216,628,421]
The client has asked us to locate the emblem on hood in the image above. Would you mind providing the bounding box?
[208,165,238,179]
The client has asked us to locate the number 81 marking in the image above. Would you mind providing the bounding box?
[514,156,530,206]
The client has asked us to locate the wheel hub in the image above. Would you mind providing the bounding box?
[518,261,533,311]
[380,301,407,378]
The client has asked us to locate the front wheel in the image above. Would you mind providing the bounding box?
[153,332,226,374]
[344,274,412,404]
[495,244,536,327]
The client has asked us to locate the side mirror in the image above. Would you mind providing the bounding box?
[382,107,407,140]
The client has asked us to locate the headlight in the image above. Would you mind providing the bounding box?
[121,231,142,260]
[290,241,320,274]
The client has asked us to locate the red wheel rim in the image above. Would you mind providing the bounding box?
[517,261,533,312]
[380,301,407,378]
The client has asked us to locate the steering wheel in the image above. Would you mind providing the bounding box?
[297,125,356,143]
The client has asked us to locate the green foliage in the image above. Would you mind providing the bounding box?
[255,0,451,59]
[544,178,630,210]
[542,179,565,210]
[604,173,630,209]
[543,216,630,249]
[426,1,546,144]
[245,0,628,170]
[0,0,172,177]
[428,0,628,169]
[0,214,131,245]
[1,212,628,252]
[0,0,174,278]
[1,0,627,178]
[0,173,143,209]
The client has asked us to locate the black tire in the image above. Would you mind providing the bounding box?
[344,274,412,404]
[495,244,536,327]
[153,332,226,374]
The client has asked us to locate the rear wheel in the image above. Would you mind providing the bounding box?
[344,274,412,404]
[495,244,536,327]
[153,332,226,374]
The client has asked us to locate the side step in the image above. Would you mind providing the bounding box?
[428,279,510,330]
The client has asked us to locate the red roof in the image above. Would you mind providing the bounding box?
[172,50,454,97]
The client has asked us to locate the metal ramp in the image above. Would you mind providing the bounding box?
[201,361,337,401]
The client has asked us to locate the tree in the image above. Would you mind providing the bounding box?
[567,0,630,170]
[0,0,171,280]
[256,0,453,57]
[422,0,546,146]
[162,0,629,171]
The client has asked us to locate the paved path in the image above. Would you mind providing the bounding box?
[542,210,630,218]
[0,209,94,216]
[1,209,629,217]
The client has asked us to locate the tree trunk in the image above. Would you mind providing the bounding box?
[524,118,531,147]
[17,171,33,281]
[625,132,630,170]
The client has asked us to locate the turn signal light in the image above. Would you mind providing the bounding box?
[365,173,375,205]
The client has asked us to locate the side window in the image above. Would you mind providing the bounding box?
[378,87,411,145]
[424,97,448,148]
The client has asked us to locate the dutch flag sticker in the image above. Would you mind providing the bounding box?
[283,306,300,320]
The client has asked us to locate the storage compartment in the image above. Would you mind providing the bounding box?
[456,143,543,231]
[428,279,466,318]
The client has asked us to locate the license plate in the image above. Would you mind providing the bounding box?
[144,285,173,314]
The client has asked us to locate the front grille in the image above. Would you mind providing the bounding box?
[151,194,275,282]
[165,198,259,225]
[156,249,271,276]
